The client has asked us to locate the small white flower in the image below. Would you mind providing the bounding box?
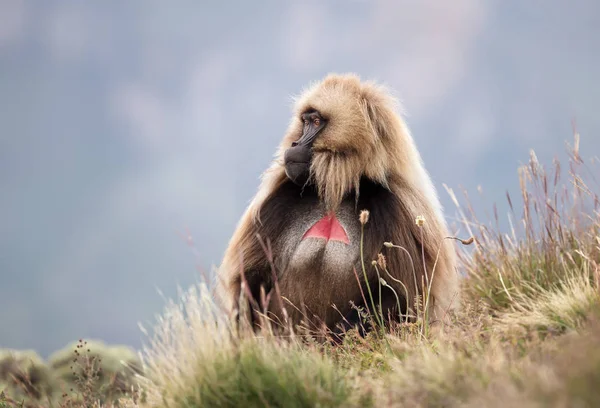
[415,215,426,227]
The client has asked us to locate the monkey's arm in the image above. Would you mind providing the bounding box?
[214,207,273,321]
[215,164,289,326]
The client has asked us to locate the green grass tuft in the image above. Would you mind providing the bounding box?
[177,339,365,408]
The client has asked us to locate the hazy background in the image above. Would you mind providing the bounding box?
[1,1,598,357]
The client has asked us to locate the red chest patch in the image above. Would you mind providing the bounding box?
[301,212,350,245]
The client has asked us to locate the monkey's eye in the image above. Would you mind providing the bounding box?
[313,118,320,126]
[303,119,309,126]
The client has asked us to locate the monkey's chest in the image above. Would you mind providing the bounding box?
[274,199,363,279]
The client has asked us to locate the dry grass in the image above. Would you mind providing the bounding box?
[3,133,599,407]
[450,133,600,315]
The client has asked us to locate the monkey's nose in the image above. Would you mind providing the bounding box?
[284,146,312,186]
[284,145,312,164]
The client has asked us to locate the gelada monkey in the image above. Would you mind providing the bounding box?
[214,73,460,340]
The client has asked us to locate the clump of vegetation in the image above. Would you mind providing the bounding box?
[2,133,598,408]
[49,339,143,407]
[0,341,142,407]
[0,349,55,405]
[121,284,368,408]
[453,136,600,322]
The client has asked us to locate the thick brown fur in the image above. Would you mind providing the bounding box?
[214,73,460,335]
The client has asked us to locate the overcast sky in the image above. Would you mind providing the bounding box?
[1,1,599,357]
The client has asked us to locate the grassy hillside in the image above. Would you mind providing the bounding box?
[2,134,599,407]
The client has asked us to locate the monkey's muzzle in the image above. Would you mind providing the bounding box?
[284,144,312,187]
[284,111,326,187]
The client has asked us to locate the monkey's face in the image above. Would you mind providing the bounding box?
[281,75,394,210]
[283,109,327,187]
